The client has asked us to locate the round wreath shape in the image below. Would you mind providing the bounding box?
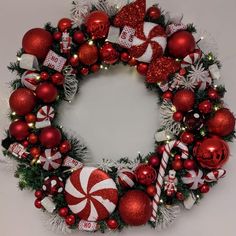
[2,0,236,233]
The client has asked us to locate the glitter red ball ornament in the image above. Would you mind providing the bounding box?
[147,6,161,20]
[53,31,62,41]
[78,43,98,65]
[200,184,210,193]
[173,89,195,112]
[118,190,152,226]
[167,31,196,58]
[121,52,130,62]
[51,73,65,85]
[59,140,71,154]
[34,199,42,209]
[135,164,157,186]
[137,63,148,76]
[65,215,76,226]
[172,159,183,171]
[36,82,58,103]
[59,207,69,218]
[9,88,36,116]
[107,219,119,230]
[58,18,72,32]
[22,28,53,59]
[9,120,29,141]
[73,31,85,44]
[28,133,38,144]
[42,176,64,196]
[173,111,183,122]
[180,131,194,144]
[198,100,212,114]
[207,108,235,137]
[162,91,173,100]
[146,185,157,197]
[39,126,62,148]
[25,113,36,123]
[148,155,160,167]
[183,159,196,170]
[30,147,41,159]
[100,43,119,65]
[194,136,229,169]
[85,11,110,39]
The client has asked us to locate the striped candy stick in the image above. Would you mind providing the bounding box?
[150,140,189,223]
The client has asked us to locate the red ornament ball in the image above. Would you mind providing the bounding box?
[173,89,195,112]
[156,145,165,155]
[85,11,110,39]
[39,126,62,148]
[22,28,53,59]
[53,31,62,41]
[36,82,58,103]
[118,190,152,226]
[30,147,41,159]
[34,190,43,199]
[34,199,42,209]
[200,184,210,193]
[69,55,80,67]
[174,154,181,160]
[78,43,98,65]
[207,108,235,137]
[25,113,36,123]
[121,52,130,62]
[128,57,137,66]
[80,67,89,76]
[137,63,148,76]
[173,111,183,122]
[198,100,212,114]
[9,88,36,116]
[167,31,196,58]
[91,64,100,73]
[107,219,119,230]
[183,159,196,170]
[22,140,29,148]
[65,215,76,226]
[148,155,160,167]
[176,192,185,201]
[208,88,219,100]
[135,164,157,186]
[59,207,69,218]
[42,176,64,196]
[100,43,119,65]
[9,120,29,141]
[172,159,183,171]
[184,112,203,130]
[162,91,173,100]
[147,6,161,20]
[51,73,65,85]
[194,136,229,169]
[146,185,157,197]
[40,71,49,81]
[58,18,72,32]
[28,133,38,144]
[59,140,71,154]
[180,131,194,144]
[73,31,85,44]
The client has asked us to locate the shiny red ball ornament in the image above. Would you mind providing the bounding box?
[85,11,110,39]
[58,18,72,32]
[80,67,89,76]
[167,31,196,58]
[22,140,29,148]
[9,120,29,141]
[53,31,62,41]
[173,111,183,122]
[173,89,195,112]
[91,64,100,73]
[208,88,219,100]
[40,71,49,81]
[59,140,71,154]
[59,207,69,218]
[65,215,76,226]
[121,52,130,62]
[172,159,183,171]
[147,6,161,20]
[146,185,157,197]
[194,136,229,169]
[118,190,152,226]
[34,190,43,199]
[107,219,119,230]
[100,43,119,65]
[135,164,157,186]
[36,82,58,103]
[78,43,98,65]
[174,154,181,160]
[180,131,194,144]
[22,28,53,59]
[162,91,173,100]
[200,184,210,193]
[137,63,148,76]
[179,68,187,76]
[30,147,41,159]
[51,73,65,85]
[176,192,185,201]
[148,155,160,167]
[156,145,165,155]
[28,133,38,144]
[207,108,235,137]
[198,100,212,114]
[34,199,42,209]
[183,159,196,170]
[9,88,36,116]
[69,55,80,67]
[39,126,62,148]
[128,57,137,66]
[25,113,36,123]
[73,31,85,44]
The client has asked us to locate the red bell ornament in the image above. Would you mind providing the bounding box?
[39,126,62,148]
[100,43,119,65]
[85,11,110,39]
[9,120,29,141]
[78,43,98,65]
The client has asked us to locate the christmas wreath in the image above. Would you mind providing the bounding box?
[2,0,236,233]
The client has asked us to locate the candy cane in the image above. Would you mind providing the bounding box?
[150,140,189,223]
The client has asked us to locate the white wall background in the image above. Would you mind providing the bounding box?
[0,0,236,236]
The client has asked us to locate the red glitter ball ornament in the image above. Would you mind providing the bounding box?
[118,190,152,226]
[39,126,62,148]
[135,164,157,186]
[173,89,195,112]
[78,43,98,65]
[58,18,72,32]
[36,82,58,103]
[9,120,29,141]
[100,43,119,64]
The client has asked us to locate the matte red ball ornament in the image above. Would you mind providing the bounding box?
[180,131,194,144]
[198,100,212,114]
[73,31,85,44]
[51,73,65,85]
[173,89,195,112]
[194,137,229,169]
[9,120,29,141]
[167,31,196,58]
[137,63,148,76]
[183,159,196,170]
[9,88,36,116]
[207,108,235,137]
[85,11,110,39]
[78,43,98,65]
[59,207,69,218]
[173,111,183,122]
[58,18,72,32]
[22,28,53,59]
[200,184,210,193]
[107,219,119,230]
[135,164,157,186]
[65,215,76,226]
[34,199,42,209]
[172,159,183,171]
[100,43,119,65]
[39,127,62,148]
[59,140,71,154]
[146,185,157,197]
[148,155,160,167]
[118,190,152,226]
[36,82,58,103]
[147,6,161,20]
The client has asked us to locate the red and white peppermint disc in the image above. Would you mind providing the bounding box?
[182,169,204,190]
[39,149,62,171]
[21,70,39,91]
[205,169,226,182]
[117,168,135,188]
[65,167,118,222]
[181,49,202,68]
[35,106,55,129]
[129,22,167,63]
